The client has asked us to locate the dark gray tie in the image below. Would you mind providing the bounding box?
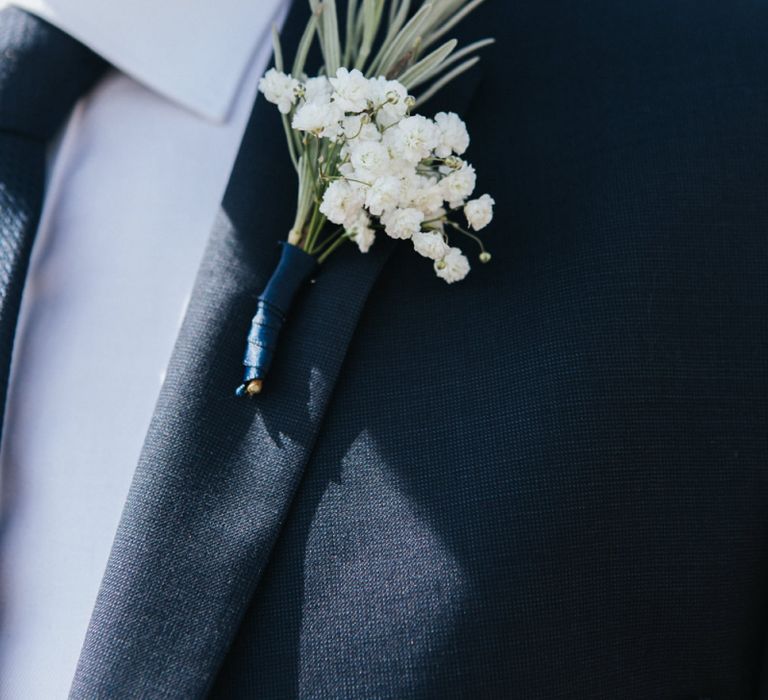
[0,7,107,437]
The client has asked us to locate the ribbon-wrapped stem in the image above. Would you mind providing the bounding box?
[235,242,317,396]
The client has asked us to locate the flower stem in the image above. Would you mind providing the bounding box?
[446,220,488,255]
[281,113,299,172]
[308,226,344,256]
[317,231,351,264]
[304,199,330,252]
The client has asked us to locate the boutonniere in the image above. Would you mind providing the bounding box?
[237,0,495,396]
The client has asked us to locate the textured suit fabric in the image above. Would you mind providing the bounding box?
[73,1,767,698]
[0,7,106,440]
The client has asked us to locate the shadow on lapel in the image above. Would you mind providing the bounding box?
[70,2,484,697]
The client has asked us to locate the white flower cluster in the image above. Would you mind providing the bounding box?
[259,67,495,283]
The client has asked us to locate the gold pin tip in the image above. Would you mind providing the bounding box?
[245,379,263,396]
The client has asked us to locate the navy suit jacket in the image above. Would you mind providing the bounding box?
[69,1,768,697]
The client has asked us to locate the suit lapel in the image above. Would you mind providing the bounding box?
[71,1,483,695]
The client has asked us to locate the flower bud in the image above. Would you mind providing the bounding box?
[479,251,492,263]
[404,95,416,110]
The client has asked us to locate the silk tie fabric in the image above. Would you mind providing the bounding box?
[0,7,107,438]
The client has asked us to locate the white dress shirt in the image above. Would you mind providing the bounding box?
[0,1,288,697]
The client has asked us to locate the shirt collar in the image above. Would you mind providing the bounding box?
[9,0,289,122]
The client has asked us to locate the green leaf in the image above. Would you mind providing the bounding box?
[271,24,284,72]
[422,0,487,50]
[354,0,385,72]
[435,37,494,75]
[292,14,319,77]
[321,0,342,75]
[397,38,457,89]
[414,56,479,106]
[370,2,434,77]
[281,113,299,172]
[344,0,359,65]
[382,0,411,47]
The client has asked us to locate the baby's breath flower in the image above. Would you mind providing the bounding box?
[464,194,495,231]
[239,3,499,397]
[320,180,364,226]
[406,174,444,215]
[440,163,477,209]
[412,230,450,260]
[347,212,376,253]
[434,247,470,283]
[337,161,356,179]
[358,122,382,141]
[341,114,365,140]
[381,207,424,240]
[434,112,470,158]
[340,116,380,143]
[330,67,371,113]
[384,115,440,164]
[424,207,447,231]
[384,156,414,180]
[303,76,333,105]
[349,140,392,179]
[369,77,410,128]
[262,52,493,284]
[259,69,300,114]
[365,175,403,216]
[292,101,344,140]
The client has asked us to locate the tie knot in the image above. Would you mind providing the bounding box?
[0,7,107,141]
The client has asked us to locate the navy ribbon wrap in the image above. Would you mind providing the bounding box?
[236,242,317,396]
